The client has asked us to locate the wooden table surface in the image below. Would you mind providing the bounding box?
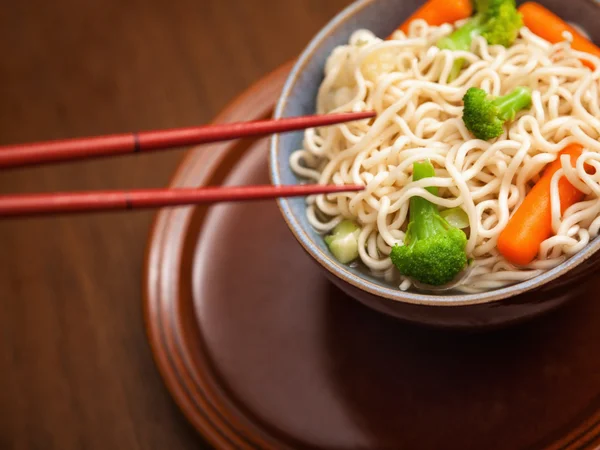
[0,1,351,448]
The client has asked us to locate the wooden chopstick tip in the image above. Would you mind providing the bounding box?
[337,111,376,119]
[321,110,377,122]
[325,184,365,193]
[281,183,365,195]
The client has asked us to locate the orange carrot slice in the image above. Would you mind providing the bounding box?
[497,144,586,266]
[519,2,600,69]
[387,0,473,39]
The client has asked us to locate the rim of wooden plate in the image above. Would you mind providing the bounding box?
[143,63,295,450]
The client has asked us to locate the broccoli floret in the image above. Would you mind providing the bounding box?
[479,1,523,47]
[390,161,468,286]
[462,86,532,140]
[437,0,523,80]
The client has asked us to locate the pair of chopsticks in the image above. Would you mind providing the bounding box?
[0,111,374,217]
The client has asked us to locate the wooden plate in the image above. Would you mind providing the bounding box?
[144,64,600,449]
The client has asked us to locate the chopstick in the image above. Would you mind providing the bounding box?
[0,110,372,218]
[0,184,364,217]
[0,111,376,169]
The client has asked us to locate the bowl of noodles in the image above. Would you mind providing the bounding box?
[270,0,600,328]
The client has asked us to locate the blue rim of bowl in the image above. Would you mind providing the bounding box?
[269,0,600,307]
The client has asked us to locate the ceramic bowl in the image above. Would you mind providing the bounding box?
[269,0,600,328]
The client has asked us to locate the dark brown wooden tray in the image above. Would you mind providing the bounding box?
[144,64,600,450]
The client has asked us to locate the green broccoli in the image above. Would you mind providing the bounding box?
[462,86,532,140]
[390,161,468,286]
[437,0,523,80]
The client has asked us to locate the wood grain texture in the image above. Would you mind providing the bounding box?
[0,0,352,449]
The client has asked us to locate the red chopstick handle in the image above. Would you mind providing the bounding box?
[0,184,363,217]
[0,134,136,168]
[0,112,375,168]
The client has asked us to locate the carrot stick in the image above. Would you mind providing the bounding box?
[497,144,586,266]
[518,2,600,69]
[387,0,473,39]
